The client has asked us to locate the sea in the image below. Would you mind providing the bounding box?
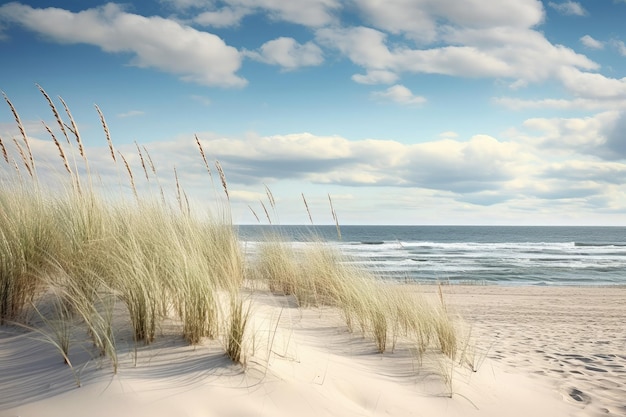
[237,225,626,286]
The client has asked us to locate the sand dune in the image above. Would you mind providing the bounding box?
[1,286,624,417]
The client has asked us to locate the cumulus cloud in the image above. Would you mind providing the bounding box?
[185,132,525,195]
[558,68,626,100]
[580,35,604,49]
[496,71,626,109]
[7,114,626,222]
[316,26,393,69]
[510,111,626,161]
[317,25,599,93]
[183,128,625,210]
[194,6,249,27]
[159,0,210,10]
[611,39,626,56]
[603,112,626,159]
[214,0,339,27]
[352,70,399,85]
[245,37,324,70]
[0,2,246,87]
[166,0,339,27]
[313,2,626,106]
[543,161,626,184]
[354,0,545,42]
[548,1,587,16]
[371,85,426,105]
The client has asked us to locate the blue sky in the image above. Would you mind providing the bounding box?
[1,0,626,225]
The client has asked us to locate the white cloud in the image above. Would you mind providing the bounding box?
[558,68,626,100]
[494,96,626,111]
[185,132,526,195]
[580,35,604,49]
[117,110,145,118]
[163,0,339,27]
[0,2,246,87]
[194,6,249,27]
[352,70,398,85]
[190,95,212,106]
[9,116,626,223]
[229,189,266,203]
[318,25,598,90]
[371,85,426,105]
[223,0,339,27]
[245,37,324,70]
[354,0,545,42]
[0,22,7,40]
[441,26,597,80]
[439,131,459,139]
[316,26,393,69]
[611,39,626,56]
[548,1,587,16]
[159,0,211,10]
[315,3,624,105]
[510,111,626,161]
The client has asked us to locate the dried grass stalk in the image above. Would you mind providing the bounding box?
[248,205,260,223]
[59,97,85,161]
[260,200,272,224]
[95,104,116,163]
[43,122,72,177]
[195,135,212,179]
[174,166,182,211]
[215,160,229,201]
[36,84,70,144]
[328,194,341,240]
[302,193,313,224]
[3,93,35,175]
[11,136,32,178]
[118,151,137,198]
[264,184,275,210]
[142,146,157,176]
[0,134,9,164]
[134,141,149,181]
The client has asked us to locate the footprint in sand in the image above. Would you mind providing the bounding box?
[567,387,591,404]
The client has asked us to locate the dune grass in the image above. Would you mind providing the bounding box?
[251,235,464,359]
[0,87,469,388]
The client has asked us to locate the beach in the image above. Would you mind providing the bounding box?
[1,285,624,417]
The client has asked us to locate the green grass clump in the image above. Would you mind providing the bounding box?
[0,188,59,323]
[251,237,463,357]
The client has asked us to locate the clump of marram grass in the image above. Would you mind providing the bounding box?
[0,88,248,368]
[251,237,464,356]
[255,236,300,296]
[224,292,251,364]
[0,186,63,324]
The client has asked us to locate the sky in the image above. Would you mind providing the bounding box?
[0,0,626,225]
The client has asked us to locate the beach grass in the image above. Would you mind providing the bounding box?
[0,88,469,387]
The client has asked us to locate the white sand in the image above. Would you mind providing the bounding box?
[1,286,624,417]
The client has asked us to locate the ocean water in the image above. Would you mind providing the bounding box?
[237,225,626,286]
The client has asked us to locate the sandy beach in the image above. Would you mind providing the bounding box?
[1,285,624,417]
[440,285,626,416]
